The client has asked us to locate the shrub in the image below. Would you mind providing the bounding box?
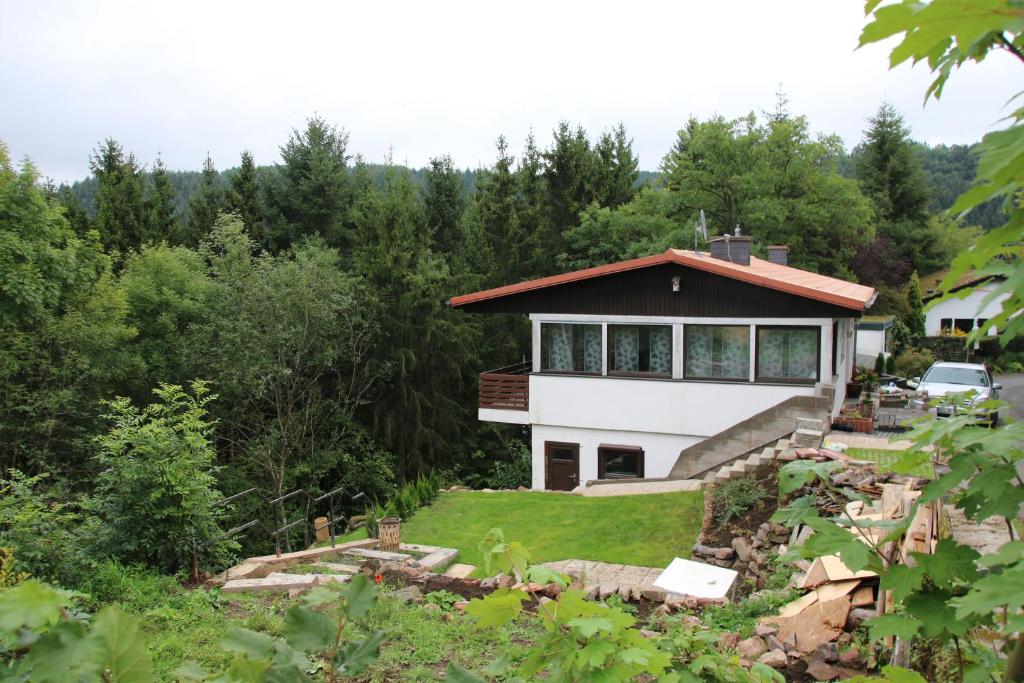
[886,354,897,375]
[714,477,768,526]
[0,547,28,589]
[90,382,233,573]
[487,441,532,489]
[0,470,93,587]
[894,348,937,379]
[874,352,886,374]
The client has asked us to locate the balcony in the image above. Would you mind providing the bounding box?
[479,361,531,414]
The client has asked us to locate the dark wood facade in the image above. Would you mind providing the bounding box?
[456,263,860,318]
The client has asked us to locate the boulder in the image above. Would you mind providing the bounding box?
[719,632,740,650]
[815,642,839,663]
[806,660,841,681]
[392,586,422,604]
[735,636,768,659]
[754,623,777,638]
[838,648,863,667]
[846,607,875,629]
[692,544,717,557]
[757,649,788,669]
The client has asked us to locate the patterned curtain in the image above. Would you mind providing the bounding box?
[649,327,672,374]
[685,325,749,379]
[612,327,640,372]
[758,328,817,379]
[583,326,602,373]
[547,324,573,371]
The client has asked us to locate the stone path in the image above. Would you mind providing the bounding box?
[823,434,913,451]
[576,479,702,497]
[541,559,666,600]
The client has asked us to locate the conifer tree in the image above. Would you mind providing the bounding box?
[517,131,549,278]
[476,137,523,286]
[542,121,600,261]
[229,150,262,236]
[906,270,926,338]
[146,155,177,242]
[90,138,147,256]
[54,184,91,236]
[184,153,223,247]
[594,123,639,209]
[422,155,465,260]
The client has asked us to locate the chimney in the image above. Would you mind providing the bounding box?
[709,235,752,266]
[767,245,789,266]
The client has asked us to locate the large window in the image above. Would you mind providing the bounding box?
[684,325,750,380]
[609,325,672,376]
[598,445,644,479]
[757,327,819,382]
[541,323,602,373]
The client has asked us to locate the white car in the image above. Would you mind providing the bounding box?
[910,361,1002,424]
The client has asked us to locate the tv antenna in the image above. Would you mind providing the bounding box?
[694,209,707,253]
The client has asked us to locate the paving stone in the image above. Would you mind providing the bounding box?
[223,574,319,594]
[312,562,360,574]
[347,547,412,562]
[443,563,476,579]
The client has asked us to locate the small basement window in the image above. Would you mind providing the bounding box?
[597,445,644,479]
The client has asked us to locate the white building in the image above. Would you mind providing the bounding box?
[451,239,877,491]
[924,276,1009,337]
[855,316,895,367]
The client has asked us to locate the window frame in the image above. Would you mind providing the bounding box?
[597,444,645,480]
[682,324,752,382]
[754,325,821,385]
[607,323,673,378]
[539,322,603,375]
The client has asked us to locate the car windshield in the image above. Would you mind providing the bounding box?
[922,367,989,387]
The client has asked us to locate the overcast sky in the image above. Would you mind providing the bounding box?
[1,0,1017,184]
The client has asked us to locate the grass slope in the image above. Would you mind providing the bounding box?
[845,447,934,478]
[391,490,704,569]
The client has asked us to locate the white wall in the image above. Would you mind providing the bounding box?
[529,374,816,437]
[925,287,1010,336]
[530,424,702,489]
[856,328,889,366]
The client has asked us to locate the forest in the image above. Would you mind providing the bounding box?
[0,98,995,580]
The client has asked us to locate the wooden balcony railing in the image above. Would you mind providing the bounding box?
[479,361,530,411]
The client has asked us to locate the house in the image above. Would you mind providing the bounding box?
[451,238,877,491]
[924,275,1008,337]
[855,316,895,367]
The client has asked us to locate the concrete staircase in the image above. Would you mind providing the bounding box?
[667,387,834,482]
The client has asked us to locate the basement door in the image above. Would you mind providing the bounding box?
[544,441,579,491]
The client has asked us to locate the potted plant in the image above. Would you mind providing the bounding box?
[846,367,865,399]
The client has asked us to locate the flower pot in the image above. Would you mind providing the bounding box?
[846,382,864,399]
[853,418,873,433]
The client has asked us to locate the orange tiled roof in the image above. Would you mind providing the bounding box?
[450,249,877,312]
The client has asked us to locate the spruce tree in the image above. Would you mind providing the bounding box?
[422,155,465,260]
[90,138,147,256]
[906,270,926,338]
[184,153,223,247]
[542,121,600,259]
[146,155,177,242]
[229,150,262,235]
[594,123,639,209]
[475,137,523,285]
[54,184,91,236]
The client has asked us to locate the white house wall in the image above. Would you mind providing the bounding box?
[925,287,1010,336]
[531,425,701,489]
[855,328,887,366]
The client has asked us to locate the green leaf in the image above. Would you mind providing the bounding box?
[770,495,819,527]
[334,629,384,675]
[617,647,651,665]
[222,627,275,659]
[91,606,154,683]
[577,639,616,668]
[880,564,924,602]
[283,605,336,653]
[222,656,271,683]
[953,563,1024,620]
[0,580,66,633]
[524,565,568,589]
[465,589,528,628]
[567,617,613,638]
[867,614,921,641]
[913,539,979,587]
[23,620,104,683]
[778,460,838,495]
[444,663,487,682]
[802,517,882,573]
[302,586,341,607]
[341,573,376,620]
[977,539,1024,569]
[906,589,972,638]
[173,662,211,681]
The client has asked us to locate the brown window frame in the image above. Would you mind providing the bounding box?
[539,322,603,375]
[755,325,821,385]
[597,444,645,480]
[607,324,673,378]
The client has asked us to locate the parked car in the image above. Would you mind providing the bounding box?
[909,361,1002,424]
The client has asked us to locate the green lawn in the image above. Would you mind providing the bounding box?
[364,490,705,569]
[845,447,934,478]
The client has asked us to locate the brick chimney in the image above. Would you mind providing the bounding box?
[767,245,789,266]
[709,235,752,266]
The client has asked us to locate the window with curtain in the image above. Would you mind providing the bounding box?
[608,325,672,375]
[541,323,602,373]
[684,325,750,380]
[757,327,819,381]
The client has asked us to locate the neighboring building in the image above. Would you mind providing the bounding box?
[856,316,895,367]
[924,276,1009,337]
[451,238,877,491]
